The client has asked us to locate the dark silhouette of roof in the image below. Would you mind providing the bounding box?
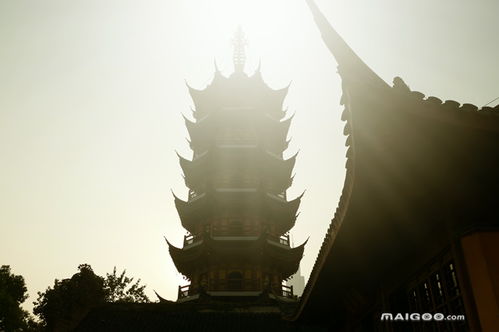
[291,1,499,328]
[74,302,326,332]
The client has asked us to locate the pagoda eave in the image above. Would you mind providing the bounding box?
[179,149,297,188]
[174,191,301,232]
[168,236,306,279]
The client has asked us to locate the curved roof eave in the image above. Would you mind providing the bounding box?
[306,0,389,88]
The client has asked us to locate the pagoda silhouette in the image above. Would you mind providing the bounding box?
[166,28,306,303]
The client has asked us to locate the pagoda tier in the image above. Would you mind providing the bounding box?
[188,71,288,121]
[173,190,302,235]
[167,235,306,280]
[184,112,293,155]
[178,148,297,194]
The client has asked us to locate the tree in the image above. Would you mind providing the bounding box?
[0,265,39,332]
[33,264,106,332]
[103,267,149,303]
[33,264,149,331]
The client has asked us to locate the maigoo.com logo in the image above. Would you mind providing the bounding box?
[380,313,465,322]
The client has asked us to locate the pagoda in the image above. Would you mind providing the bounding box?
[167,29,306,303]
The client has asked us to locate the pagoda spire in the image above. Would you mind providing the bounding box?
[232,26,247,73]
[306,0,388,87]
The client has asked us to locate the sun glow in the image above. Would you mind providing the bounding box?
[181,0,311,75]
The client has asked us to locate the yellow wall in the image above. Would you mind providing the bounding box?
[461,232,499,332]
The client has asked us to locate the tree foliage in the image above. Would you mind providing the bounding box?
[0,265,39,332]
[33,264,106,331]
[103,267,149,303]
[33,264,149,331]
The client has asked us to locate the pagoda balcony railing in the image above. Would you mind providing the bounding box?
[268,233,290,247]
[276,192,286,199]
[184,231,290,246]
[178,282,297,300]
[280,284,295,299]
[216,142,259,148]
[210,225,260,237]
[178,284,190,299]
[183,233,201,247]
[178,279,261,299]
[188,190,205,201]
[279,233,290,246]
[210,278,260,291]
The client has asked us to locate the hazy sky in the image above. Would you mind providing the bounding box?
[1,0,498,312]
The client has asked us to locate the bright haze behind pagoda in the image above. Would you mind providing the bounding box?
[0,0,497,312]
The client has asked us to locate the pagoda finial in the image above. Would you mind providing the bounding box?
[214,58,220,73]
[232,26,247,73]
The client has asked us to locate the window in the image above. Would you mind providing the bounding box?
[401,256,469,332]
[408,262,465,317]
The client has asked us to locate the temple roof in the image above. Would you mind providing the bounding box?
[292,1,499,327]
[389,79,499,132]
[167,235,307,279]
[305,0,388,88]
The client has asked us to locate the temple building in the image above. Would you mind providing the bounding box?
[167,28,306,303]
[291,1,499,331]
